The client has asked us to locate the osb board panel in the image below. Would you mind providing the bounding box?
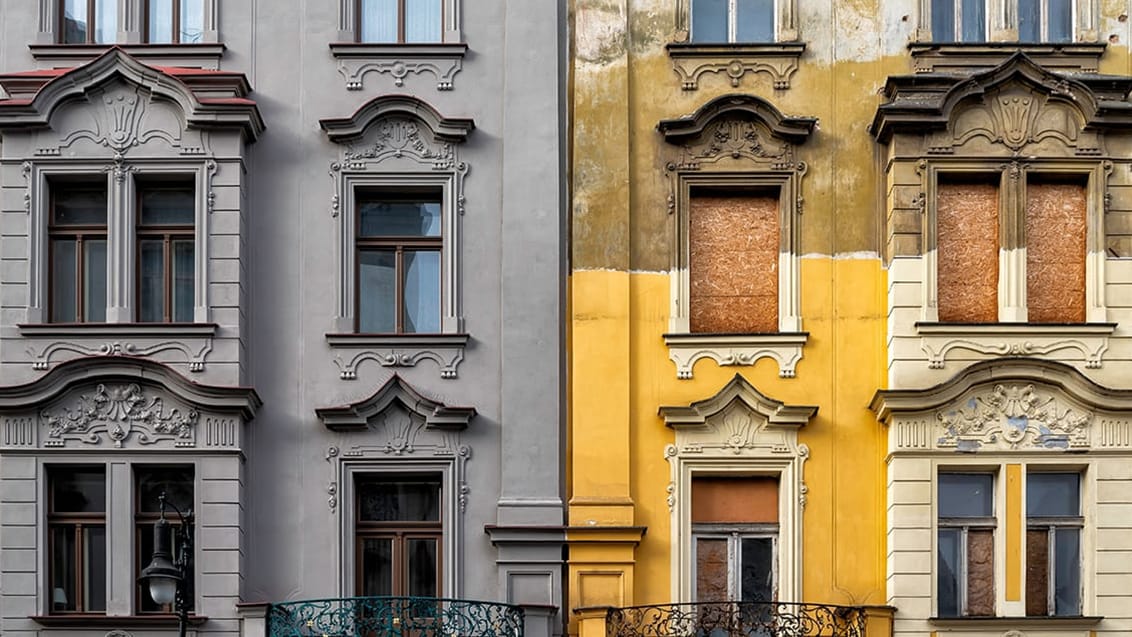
[692,477,779,523]
[937,183,999,323]
[1025,529,1049,616]
[695,538,729,602]
[689,195,778,333]
[966,529,995,616]
[1027,181,1086,322]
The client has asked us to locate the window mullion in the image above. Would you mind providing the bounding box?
[728,531,739,601]
[163,235,173,322]
[76,235,86,322]
[1046,525,1056,615]
[959,526,969,615]
[728,0,738,43]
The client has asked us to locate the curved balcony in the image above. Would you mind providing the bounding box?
[268,596,525,637]
[607,601,867,637]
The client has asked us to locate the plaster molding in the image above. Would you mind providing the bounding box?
[41,383,197,448]
[665,333,808,379]
[329,43,468,91]
[936,383,1092,451]
[326,334,469,379]
[665,43,805,90]
[315,373,475,433]
[917,323,1115,369]
[19,324,218,372]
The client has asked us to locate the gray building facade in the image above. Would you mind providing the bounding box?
[0,2,566,637]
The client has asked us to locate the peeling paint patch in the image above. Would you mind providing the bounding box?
[575,1,629,64]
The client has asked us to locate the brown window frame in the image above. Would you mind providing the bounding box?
[142,0,203,44]
[58,0,114,44]
[134,465,195,614]
[354,475,443,597]
[354,0,446,44]
[47,466,107,615]
[1025,472,1083,617]
[936,472,997,618]
[48,179,108,324]
[135,179,196,323]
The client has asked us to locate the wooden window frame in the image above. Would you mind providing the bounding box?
[936,471,997,618]
[58,0,113,44]
[355,0,446,44]
[691,524,779,602]
[48,179,108,324]
[47,466,106,615]
[1025,472,1083,617]
[353,475,444,597]
[133,465,194,614]
[143,0,201,44]
[135,179,195,323]
[919,0,1094,43]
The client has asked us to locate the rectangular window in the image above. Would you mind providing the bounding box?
[936,175,1000,323]
[358,0,443,43]
[356,188,442,334]
[937,472,996,617]
[1017,0,1072,42]
[60,0,117,44]
[930,0,986,42]
[930,0,1073,42]
[1025,175,1086,323]
[691,476,778,602]
[146,0,206,43]
[690,0,774,43]
[689,188,779,333]
[1026,472,1082,616]
[50,179,108,323]
[137,179,196,323]
[48,467,107,614]
[135,465,195,613]
[355,475,442,596]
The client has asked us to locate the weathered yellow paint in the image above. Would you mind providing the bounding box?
[1006,463,1023,601]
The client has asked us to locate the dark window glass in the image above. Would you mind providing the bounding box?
[49,467,106,614]
[358,479,440,522]
[355,475,442,596]
[939,473,994,517]
[136,466,194,613]
[740,537,774,602]
[1026,472,1082,617]
[1027,473,1079,517]
[50,180,108,323]
[62,0,116,44]
[137,180,195,323]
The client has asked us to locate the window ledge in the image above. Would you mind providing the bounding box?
[665,42,805,90]
[907,42,1106,74]
[928,616,1102,629]
[28,43,225,70]
[664,332,808,379]
[31,614,209,628]
[328,42,468,91]
[325,333,469,379]
[17,323,219,372]
[915,322,1116,369]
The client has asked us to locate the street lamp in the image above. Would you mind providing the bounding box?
[139,492,193,637]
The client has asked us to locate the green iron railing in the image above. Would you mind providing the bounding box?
[268,596,525,637]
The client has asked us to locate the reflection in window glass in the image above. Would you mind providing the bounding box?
[736,0,774,42]
[83,240,108,322]
[359,251,397,333]
[405,0,442,42]
[361,0,398,42]
[939,473,994,517]
[691,0,728,42]
[403,251,440,333]
[1027,473,1079,517]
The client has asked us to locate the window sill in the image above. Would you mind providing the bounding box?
[928,615,1102,629]
[328,42,468,91]
[907,42,1106,74]
[665,42,805,90]
[28,43,226,70]
[915,322,1116,369]
[664,332,808,379]
[31,614,209,628]
[325,332,469,379]
[17,323,219,372]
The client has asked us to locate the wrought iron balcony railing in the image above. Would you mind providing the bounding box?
[607,601,867,637]
[268,596,525,637]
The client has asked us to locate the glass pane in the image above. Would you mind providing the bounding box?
[360,0,398,42]
[740,537,774,602]
[136,466,195,513]
[50,526,76,611]
[1054,528,1081,615]
[140,184,195,226]
[139,240,165,323]
[691,0,728,42]
[181,0,205,43]
[62,0,89,43]
[84,526,107,612]
[84,239,107,322]
[358,251,397,333]
[407,538,439,595]
[54,185,108,226]
[694,538,729,602]
[173,240,195,322]
[404,0,442,42]
[1017,0,1039,41]
[51,240,78,323]
[736,0,774,42]
[936,529,960,617]
[52,468,106,513]
[148,0,174,43]
[94,0,117,43]
[402,251,440,333]
[1027,473,1079,517]
[360,538,394,596]
[959,0,985,42]
[358,478,441,522]
[939,473,994,517]
[931,0,955,41]
[359,195,442,237]
[1047,0,1072,42]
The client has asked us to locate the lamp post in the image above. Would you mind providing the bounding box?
[139,492,193,637]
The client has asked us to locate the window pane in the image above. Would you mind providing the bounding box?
[931,0,955,41]
[84,526,106,611]
[359,250,397,333]
[691,0,728,42]
[740,537,774,602]
[181,0,205,43]
[736,0,774,42]
[1047,0,1072,42]
[139,240,165,323]
[140,183,195,226]
[360,0,398,42]
[939,473,993,517]
[54,185,108,226]
[52,468,106,513]
[51,526,76,611]
[52,240,78,323]
[94,0,117,43]
[173,240,195,322]
[148,0,174,43]
[84,239,107,322]
[62,0,89,43]
[136,466,195,513]
[1054,528,1080,615]
[360,538,394,595]
[404,0,442,42]
[966,529,995,616]
[1027,473,1079,517]
[403,251,440,333]
[358,478,441,522]
[1017,0,1040,41]
[695,537,729,602]
[937,528,960,616]
[1026,528,1050,616]
[959,0,985,42]
[407,538,439,595]
[359,196,442,237]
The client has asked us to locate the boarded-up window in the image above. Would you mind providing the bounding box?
[937,178,999,323]
[689,190,779,333]
[1026,473,1082,616]
[1026,177,1086,323]
[692,476,778,523]
[692,476,779,602]
[937,472,996,617]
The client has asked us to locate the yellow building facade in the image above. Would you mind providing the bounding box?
[567,1,1132,637]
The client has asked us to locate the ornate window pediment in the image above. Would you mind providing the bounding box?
[316,373,476,434]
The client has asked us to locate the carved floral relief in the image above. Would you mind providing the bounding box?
[936,384,1091,451]
[41,383,197,448]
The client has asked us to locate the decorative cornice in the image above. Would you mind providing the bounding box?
[326,333,469,379]
[328,43,467,91]
[319,94,474,144]
[658,93,817,145]
[315,374,475,432]
[916,323,1115,369]
[665,43,806,90]
[659,373,817,429]
[664,333,808,379]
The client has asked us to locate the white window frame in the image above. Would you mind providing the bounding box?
[917,0,1099,43]
[37,0,218,45]
[691,523,779,601]
[674,0,797,43]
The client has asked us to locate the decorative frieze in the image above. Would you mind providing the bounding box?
[41,383,197,448]
[937,384,1091,451]
[328,43,467,91]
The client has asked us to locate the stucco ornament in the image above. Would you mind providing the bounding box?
[41,384,197,448]
[936,384,1091,450]
[344,117,459,171]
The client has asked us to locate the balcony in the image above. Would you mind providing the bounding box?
[606,601,867,637]
[268,596,525,637]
